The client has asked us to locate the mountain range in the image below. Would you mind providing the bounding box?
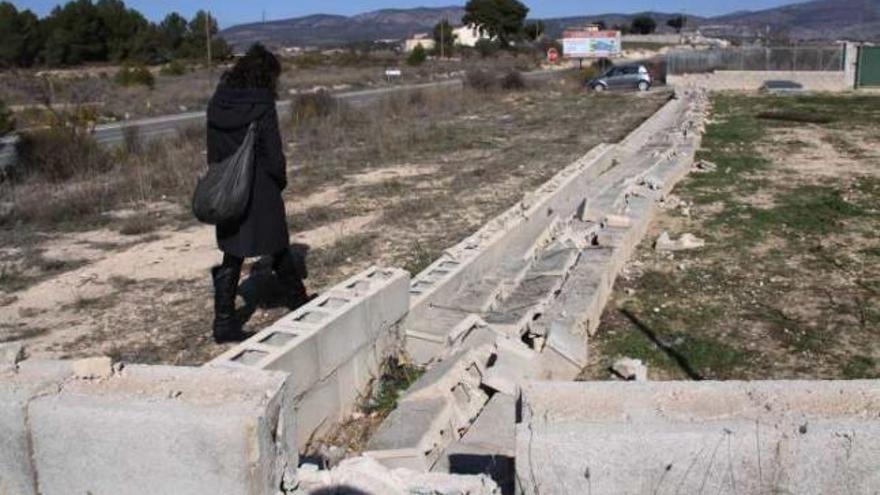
[221,0,880,48]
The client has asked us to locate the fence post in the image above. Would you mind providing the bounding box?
[793,46,797,71]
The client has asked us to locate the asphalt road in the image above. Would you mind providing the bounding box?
[0,69,562,171]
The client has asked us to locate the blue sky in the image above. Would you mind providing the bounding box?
[14,0,806,27]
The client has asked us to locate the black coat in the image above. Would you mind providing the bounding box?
[207,86,289,258]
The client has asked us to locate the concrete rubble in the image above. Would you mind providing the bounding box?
[611,357,648,381]
[654,231,706,251]
[295,456,500,494]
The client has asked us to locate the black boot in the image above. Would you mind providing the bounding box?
[273,249,314,311]
[212,265,249,343]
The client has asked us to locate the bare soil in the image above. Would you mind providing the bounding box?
[583,93,880,381]
[1,82,671,366]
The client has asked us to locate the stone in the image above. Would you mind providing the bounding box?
[72,356,115,380]
[654,231,706,251]
[611,357,648,381]
[602,214,632,228]
[0,342,25,371]
[694,159,718,172]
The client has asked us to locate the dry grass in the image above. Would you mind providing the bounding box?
[1,75,671,366]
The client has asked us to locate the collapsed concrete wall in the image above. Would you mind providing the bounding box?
[516,380,880,495]
[0,356,297,495]
[211,267,410,448]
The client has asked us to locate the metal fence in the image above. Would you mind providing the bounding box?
[667,46,845,75]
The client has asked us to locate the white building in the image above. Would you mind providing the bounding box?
[404,34,436,52]
[453,24,491,47]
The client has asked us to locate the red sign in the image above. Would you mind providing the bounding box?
[562,30,619,39]
[547,47,559,64]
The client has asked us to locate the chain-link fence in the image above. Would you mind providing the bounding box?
[668,46,845,75]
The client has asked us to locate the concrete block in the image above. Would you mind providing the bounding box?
[611,357,648,381]
[483,339,540,397]
[366,397,456,470]
[28,364,296,495]
[0,360,72,495]
[295,371,341,448]
[517,380,880,495]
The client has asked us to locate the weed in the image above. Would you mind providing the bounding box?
[402,241,437,276]
[466,69,497,91]
[114,65,155,89]
[118,213,160,236]
[363,357,424,415]
[501,70,526,90]
[841,355,878,379]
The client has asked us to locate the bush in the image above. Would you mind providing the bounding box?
[159,60,187,76]
[114,65,155,89]
[290,90,337,126]
[0,100,14,137]
[465,69,497,91]
[500,69,525,90]
[16,128,111,182]
[475,39,499,58]
[594,57,614,73]
[293,52,326,69]
[407,44,427,66]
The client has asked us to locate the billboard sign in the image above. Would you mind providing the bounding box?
[561,30,621,58]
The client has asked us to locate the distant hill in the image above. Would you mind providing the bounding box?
[221,0,880,49]
[709,0,880,40]
[222,7,466,48]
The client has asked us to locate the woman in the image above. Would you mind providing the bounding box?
[206,44,310,343]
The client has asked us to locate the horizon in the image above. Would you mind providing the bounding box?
[14,0,808,28]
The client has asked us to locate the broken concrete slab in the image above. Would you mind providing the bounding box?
[367,348,492,471]
[437,394,517,494]
[0,360,72,495]
[482,338,541,396]
[517,380,880,495]
[297,455,500,494]
[27,364,297,495]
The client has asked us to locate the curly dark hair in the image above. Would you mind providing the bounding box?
[221,43,282,97]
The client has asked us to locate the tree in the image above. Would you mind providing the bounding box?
[159,12,188,54]
[667,15,686,34]
[0,3,42,68]
[95,0,150,61]
[432,19,455,57]
[407,43,427,66]
[524,20,544,41]
[630,15,657,35]
[462,0,529,48]
[595,20,607,30]
[41,0,109,66]
[0,99,14,137]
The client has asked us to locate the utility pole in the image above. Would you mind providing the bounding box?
[206,11,213,86]
[440,18,446,60]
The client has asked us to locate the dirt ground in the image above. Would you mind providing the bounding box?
[0,81,671,366]
[583,93,880,381]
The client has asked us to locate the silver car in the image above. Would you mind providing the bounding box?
[588,64,652,92]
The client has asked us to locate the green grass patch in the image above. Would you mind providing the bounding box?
[363,358,424,416]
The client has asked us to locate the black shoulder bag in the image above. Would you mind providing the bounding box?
[192,122,257,225]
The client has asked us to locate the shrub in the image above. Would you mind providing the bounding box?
[159,60,187,76]
[501,69,525,90]
[407,44,427,66]
[293,52,326,69]
[114,65,155,89]
[475,39,499,58]
[290,90,337,126]
[0,100,14,137]
[465,69,497,91]
[16,128,111,182]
